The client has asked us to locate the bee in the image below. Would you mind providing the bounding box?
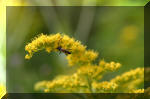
[56,36,71,55]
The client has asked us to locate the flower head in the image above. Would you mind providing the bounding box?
[129,89,144,93]
[35,74,88,93]
[92,81,118,93]
[110,67,144,92]
[25,33,98,66]
[111,68,144,84]
[99,60,121,71]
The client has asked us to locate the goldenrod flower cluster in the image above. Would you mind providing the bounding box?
[129,89,144,93]
[0,84,6,99]
[111,67,144,92]
[34,63,143,93]
[25,33,144,93]
[92,81,118,93]
[25,33,98,66]
[99,60,121,71]
[111,68,144,85]
[77,60,121,80]
[35,74,88,93]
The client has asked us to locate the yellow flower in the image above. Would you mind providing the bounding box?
[35,63,122,93]
[35,74,88,93]
[120,25,138,44]
[111,67,144,84]
[99,60,121,71]
[129,89,144,93]
[92,81,118,93]
[25,33,144,93]
[0,84,6,99]
[76,60,121,80]
[110,67,144,92]
[25,33,98,66]
[77,65,103,80]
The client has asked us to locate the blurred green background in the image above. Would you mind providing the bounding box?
[6,6,144,93]
[0,0,148,95]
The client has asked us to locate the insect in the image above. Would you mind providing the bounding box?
[56,36,71,55]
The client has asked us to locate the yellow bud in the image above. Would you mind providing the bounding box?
[25,54,31,59]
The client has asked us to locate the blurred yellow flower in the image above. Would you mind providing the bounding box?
[92,81,118,93]
[111,68,144,84]
[145,87,150,97]
[99,60,121,71]
[120,25,138,45]
[129,89,144,93]
[145,67,150,81]
[111,67,144,92]
[0,84,6,99]
[35,74,88,93]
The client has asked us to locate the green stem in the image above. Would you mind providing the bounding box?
[87,77,93,93]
